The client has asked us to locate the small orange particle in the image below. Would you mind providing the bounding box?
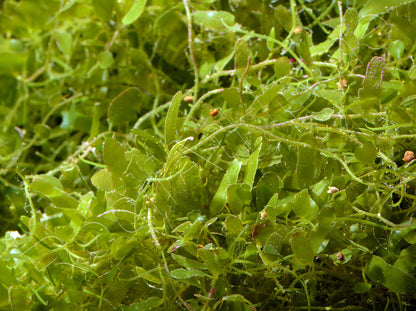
[209,108,219,117]
[403,151,415,163]
[337,78,347,90]
[184,95,194,103]
[294,26,302,35]
[260,210,267,219]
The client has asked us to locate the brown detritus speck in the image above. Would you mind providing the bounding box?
[209,108,219,117]
[403,151,415,163]
[336,252,345,261]
[184,95,194,103]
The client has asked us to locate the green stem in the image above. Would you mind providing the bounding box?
[16,170,38,234]
[182,0,199,104]
[184,123,369,185]
[223,24,318,81]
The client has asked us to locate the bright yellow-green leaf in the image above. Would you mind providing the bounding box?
[122,0,147,25]
[243,137,262,188]
[192,11,235,31]
[56,31,72,55]
[98,51,114,69]
[210,159,241,215]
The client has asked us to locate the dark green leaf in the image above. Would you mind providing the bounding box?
[103,138,128,179]
[273,57,291,80]
[291,231,314,265]
[108,88,142,126]
[224,215,243,236]
[171,254,203,270]
[222,294,254,307]
[60,104,91,132]
[366,255,416,294]
[359,0,416,20]
[227,183,251,214]
[114,240,137,260]
[344,8,358,31]
[170,268,210,279]
[359,56,385,99]
[354,282,372,294]
[248,81,283,115]
[261,232,282,264]
[165,91,182,148]
[124,297,163,310]
[394,244,416,273]
[291,189,315,219]
[234,38,249,80]
[33,124,51,139]
[155,157,207,216]
[297,134,319,188]
[255,173,279,210]
[354,141,376,164]
[197,248,223,277]
[274,5,292,32]
[92,0,115,20]
[184,219,203,240]
[253,220,275,247]
[293,27,312,65]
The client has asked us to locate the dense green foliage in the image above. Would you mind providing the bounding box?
[2,0,416,309]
